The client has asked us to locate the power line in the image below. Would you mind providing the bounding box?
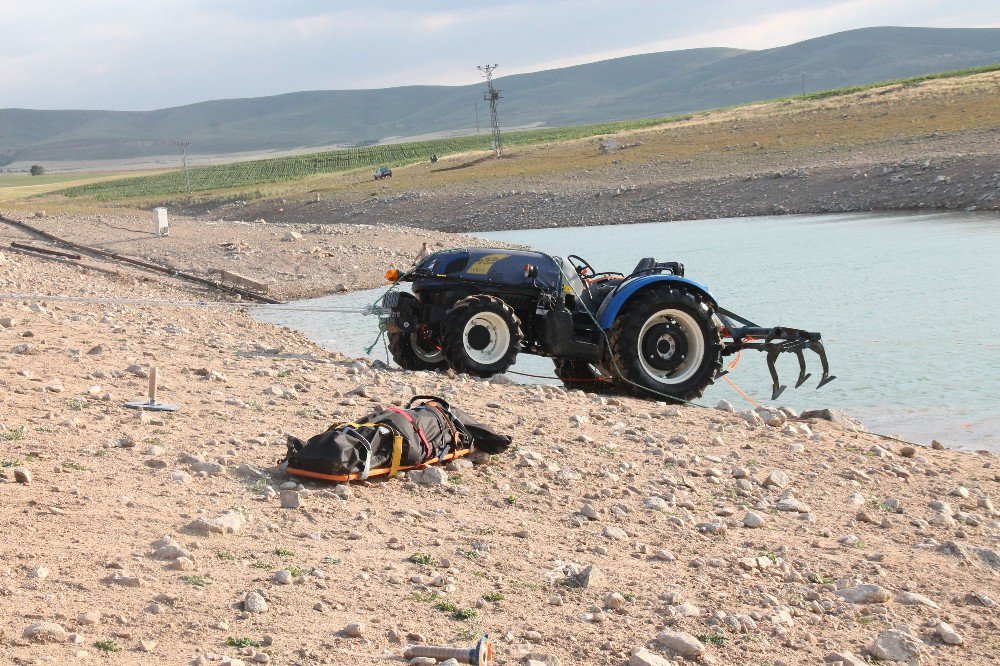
[477,64,503,157]
[175,141,191,201]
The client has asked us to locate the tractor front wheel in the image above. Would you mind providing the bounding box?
[441,295,522,377]
[608,286,722,401]
[388,328,447,371]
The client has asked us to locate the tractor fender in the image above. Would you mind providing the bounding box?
[596,275,717,330]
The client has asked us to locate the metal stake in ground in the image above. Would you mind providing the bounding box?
[404,635,492,665]
[124,367,179,412]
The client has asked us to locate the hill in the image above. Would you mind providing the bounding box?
[1,26,999,166]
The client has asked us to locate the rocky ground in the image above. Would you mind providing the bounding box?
[2,248,999,666]
[0,212,516,301]
[219,73,1000,234]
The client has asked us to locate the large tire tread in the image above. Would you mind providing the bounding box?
[387,330,447,371]
[441,295,523,377]
[607,286,722,402]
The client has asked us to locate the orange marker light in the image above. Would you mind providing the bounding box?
[385,269,400,282]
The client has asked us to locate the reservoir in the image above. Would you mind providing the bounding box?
[255,212,1000,450]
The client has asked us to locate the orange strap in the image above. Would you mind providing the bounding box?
[287,448,472,483]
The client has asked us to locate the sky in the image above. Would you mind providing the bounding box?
[0,0,996,111]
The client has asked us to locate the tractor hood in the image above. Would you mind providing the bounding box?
[413,248,566,292]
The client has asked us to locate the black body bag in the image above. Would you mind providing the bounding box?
[281,396,511,480]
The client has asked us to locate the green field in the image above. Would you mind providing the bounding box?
[0,172,116,188]
[54,115,691,202]
[52,64,1000,203]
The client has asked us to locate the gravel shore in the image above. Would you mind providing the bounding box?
[2,247,998,666]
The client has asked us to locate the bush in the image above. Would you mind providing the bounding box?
[29,165,45,176]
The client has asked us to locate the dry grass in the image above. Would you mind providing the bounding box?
[16,70,1000,215]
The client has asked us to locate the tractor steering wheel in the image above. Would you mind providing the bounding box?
[567,254,596,278]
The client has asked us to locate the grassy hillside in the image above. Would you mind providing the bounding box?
[3,27,999,166]
[49,64,1000,205]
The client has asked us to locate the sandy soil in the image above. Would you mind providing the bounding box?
[0,212,515,301]
[2,249,998,666]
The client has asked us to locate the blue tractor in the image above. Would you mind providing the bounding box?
[381,249,833,402]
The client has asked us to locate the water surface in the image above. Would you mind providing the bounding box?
[255,212,1000,450]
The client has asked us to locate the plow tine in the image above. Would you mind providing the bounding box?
[810,340,837,390]
[766,349,785,401]
[793,349,811,388]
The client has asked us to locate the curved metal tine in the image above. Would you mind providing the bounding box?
[794,349,811,388]
[766,348,785,401]
[810,340,836,389]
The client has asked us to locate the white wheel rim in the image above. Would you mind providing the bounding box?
[637,308,704,384]
[411,332,443,364]
[462,311,511,365]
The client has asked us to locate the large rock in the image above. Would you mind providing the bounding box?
[409,467,448,485]
[244,591,268,614]
[656,631,705,659]
[835,584,891,604]
[824,652,868,666]
[185,510,249,536]
[576,565,604,590]
[800,408,863,431]
[629,648,675,666]
[23,622,68,643]
[868,628,924,664]
[895,591,939,609]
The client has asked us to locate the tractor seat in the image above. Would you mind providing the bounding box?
[632,258,657,274]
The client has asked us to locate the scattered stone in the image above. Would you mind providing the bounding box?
[272,570,294,585]
[409,467,448,486]
[895,591,939,609]
[243,591,268,613]
[629,647,674,666]
[23,621,68,643]
[605,591,627,610]
[868,628,924,663]
[763,469,791,488]
[77,611,101,626]
[185,510,249,536]
[776,497,811,513]
[935,621,962,645]
[343,622,365,638]
[602,525,628,540]
[280,490,301,509]
[656,631,705,659]
[835,584,891,604]
[823,652,867,666]
[576,565,604,589]
[13,466,32,483]
[743,512,765,528]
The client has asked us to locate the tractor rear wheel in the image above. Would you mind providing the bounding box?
[608,286,722,401]
[441,295,522,377]
[388,328,447,371]
[553,359,616,394]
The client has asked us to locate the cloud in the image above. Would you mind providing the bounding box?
[0,0,996,109]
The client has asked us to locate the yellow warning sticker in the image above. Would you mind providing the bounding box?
[466,253,510,275]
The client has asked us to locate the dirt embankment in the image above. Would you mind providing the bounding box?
[221,72,1000,233]
[0,212,514,301]
[2,247,999,666]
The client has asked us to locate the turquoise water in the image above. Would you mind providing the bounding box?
[254,212,1000,450]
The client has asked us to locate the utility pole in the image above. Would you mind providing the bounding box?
[475,102,480,135]
[175,141,191,201]
[477,64,502,156]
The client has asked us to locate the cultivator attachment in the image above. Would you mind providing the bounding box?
[718,308,836,401]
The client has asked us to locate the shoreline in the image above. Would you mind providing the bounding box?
[3,245,1000,665]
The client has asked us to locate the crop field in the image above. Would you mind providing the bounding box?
[51,64,1000,204]
[0,173,114,188]
[54,115,692,202]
